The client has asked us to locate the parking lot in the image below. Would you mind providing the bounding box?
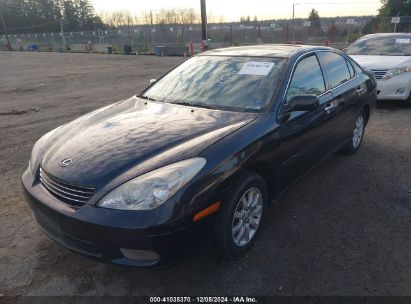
[1,51,410,297]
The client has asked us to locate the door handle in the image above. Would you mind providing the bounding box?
[324,104,334,113]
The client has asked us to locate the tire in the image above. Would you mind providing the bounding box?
[402,94,411,108]
[338,110,366,155]
[214,171,267,259]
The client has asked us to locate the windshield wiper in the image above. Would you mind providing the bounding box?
[139,95,157,101]
[170,102,216,110]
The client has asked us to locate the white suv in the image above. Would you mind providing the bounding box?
[347,33,411,107]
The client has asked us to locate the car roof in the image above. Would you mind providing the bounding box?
[360,33,411,40]
[199,44,333,58]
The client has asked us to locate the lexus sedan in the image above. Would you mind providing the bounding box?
[22,45,376,267]
[347,33,411,107]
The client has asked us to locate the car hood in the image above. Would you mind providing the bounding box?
[349,55,411,70]
[41,96,255,189]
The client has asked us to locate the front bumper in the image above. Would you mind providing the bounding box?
[376,74,411,100]
[22,168,216,267]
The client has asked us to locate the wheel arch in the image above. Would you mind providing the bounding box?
[362,104,370,126]
[214,162,276,204]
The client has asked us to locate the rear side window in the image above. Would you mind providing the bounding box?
[317,52,351,89]
[286,54,326,102]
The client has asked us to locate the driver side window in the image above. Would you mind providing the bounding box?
[286,54,326,102]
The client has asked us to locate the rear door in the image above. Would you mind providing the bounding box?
[316,51,365,147]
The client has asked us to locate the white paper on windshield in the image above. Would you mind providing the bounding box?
[238,61,275,76]
[395,38,410,44]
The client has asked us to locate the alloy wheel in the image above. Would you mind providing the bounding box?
[231,187,263,247]
[352,115,364,149]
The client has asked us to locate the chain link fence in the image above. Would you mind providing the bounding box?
[1,16,408,54]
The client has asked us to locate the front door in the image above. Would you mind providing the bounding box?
[273,53,336,194]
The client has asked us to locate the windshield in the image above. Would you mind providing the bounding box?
[141,55,287,112]
[346,35,411,56]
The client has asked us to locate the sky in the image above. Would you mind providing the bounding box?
[91,0,382,21]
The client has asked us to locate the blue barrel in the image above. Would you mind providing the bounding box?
[154,46,165,56]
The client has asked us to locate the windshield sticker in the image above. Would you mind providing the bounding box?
[238,61,275,76]
[395,38,410,44]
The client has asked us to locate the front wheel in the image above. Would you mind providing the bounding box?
[402,93,411,108]
[214,172,267,259]
[338,110,366,155]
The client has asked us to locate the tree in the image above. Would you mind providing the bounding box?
[178,8,198,44]
[308,8,322,35]
[76,0,103,29]
[0,0,103,34]
[378,0,411,32]
[240,15,251,23]
[62,0,80,31]
[362,17,379,34]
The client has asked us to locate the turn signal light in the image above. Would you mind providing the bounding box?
[193,202,221,222]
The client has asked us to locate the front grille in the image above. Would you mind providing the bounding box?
[371,69,388,80]
[39,168,95,207]
[33,208,102,257]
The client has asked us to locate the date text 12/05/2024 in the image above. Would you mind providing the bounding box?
[149,296,258,303]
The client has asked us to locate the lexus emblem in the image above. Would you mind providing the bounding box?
[60,158,73,167]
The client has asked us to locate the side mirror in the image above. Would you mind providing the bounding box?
[149,79,157,85]
[284,95,320,113]
[279,95,319,123]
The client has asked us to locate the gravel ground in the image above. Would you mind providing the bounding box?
[0,51,410,298]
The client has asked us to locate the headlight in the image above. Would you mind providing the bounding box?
[29,139,42,174]
[383,67,411,81]
[98,158,207,211]
[28,127,61,175]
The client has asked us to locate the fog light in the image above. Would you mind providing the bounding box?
[120,248,160,262]
[396,88,405,94]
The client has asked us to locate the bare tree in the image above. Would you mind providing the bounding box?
[177,8,199,44]
[140,10,151,25]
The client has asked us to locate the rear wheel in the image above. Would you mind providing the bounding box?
[338,110,366,155]
[214,172,267,259]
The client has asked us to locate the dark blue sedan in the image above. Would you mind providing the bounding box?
[22,45,377,267]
